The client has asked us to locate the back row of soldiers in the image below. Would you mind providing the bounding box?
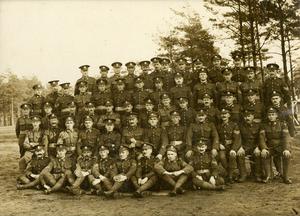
[15,54,295,197]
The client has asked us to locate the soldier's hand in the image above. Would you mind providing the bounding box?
[185,150,193,158]
[81,171,89,177]
[196,175,203,181]
[92,178,101,186]
[130,138,137,143]
[30,173,39,179]
[220,144,225,150]
[209,176,216,186]
[156,154,163,160]
[230,150,236,157]
[74,169,81,177]
[129,143,136,148]
[261,149,269,158]
[173,170,184,176]
[119,175,127,182]
[237,147,245,156]
[211,149,218,157]
[99,175,106,181]
[253,147,261,157]
[138,178,142,185]
[141,177,148,185]
[163,171,171,175]
[283,150,291,158]
[113,175,121,182]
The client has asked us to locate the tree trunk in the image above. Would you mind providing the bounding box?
[248,0,257,69]
[237,0,246,66]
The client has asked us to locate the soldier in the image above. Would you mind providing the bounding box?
[199,93,220,124]
[131,77,149,114]
[113,78,132,114]
[149,57,162,79]
[209,54,224,83]
[120,100,135,128]
[138,60,153,90]
[242,90,264,123]
[74,65,96,95]
[92,78,112,115]
[91,145,117,195]
[216,109,241,183]
[138,98,155,128]
[60,101,80,129]
[67,145,97,195]
[259,107,292,184]
[263,63,291,107]
[132,142,159,198]
[110,61,123,91]
[74,80,92,116]
[45,80,60,113]
[42,113,61,158]
[55,82,74,119]
[16,144,51,190]
[231,51,246,84]
[159,58,174,91]
[188,142,225,190]
[104,145,137,198]
[150,75,167,110]
[239,109,262,182]
[158,93,176,128]
[144,112,168,160]
[98,118,121,158]
[177,96,196,127]
[169,72,193,105]
[222,91,241,123]
[98,65,110,80]
[15,103,33,157]
[79,102,99,129]
[175,57,192,86]
[154,145,193,196]
[77,116,100,156]
[124,62,137,92]
[41,102,54,130]
[19,116,44,173]
[163,111,187,157]
[40,144,75,194]
[96,100,121,131]
[186,109,219,159]
[28,84,45,117]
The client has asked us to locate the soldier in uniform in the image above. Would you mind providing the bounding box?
[120,100,135,128]
[216,109,241,183]
[67,145,97,195]
[45,80,60,113]
[113,78,133,114]
[138,98,155,128]
[150,75,167,110]
[98,118,121,158]
[28,84,45,117]
[74,65,96,95]
[199,93,220,124]
[16,144,51,190]
[79,102,99,129]
[149,57,162,79]
[131,77,149,114]
[91,145,118,195]
[96,100,121,131]
[132,142,159,198]
[138,60,153,90]
[19,116,44,173]
[177,96,196,127]
[231,51,246,84]
[242,90,264,123]
[158,93,176,128]
[209,54,224,83]
[259,107,292,184]
[77,116,100,156]
[91,78,112,115]
[42,113,61,158]
[41,102,54,130]
[124,62,137,92]
[110,62,123,91]
[74,80,92,116]
[222,91,241,123]
[98,65,110,80]
[159,58,174,91]
[154,145,193,196]
[175,57,192,86]
[15,103,33,157]
[104,145,137,198]
[55,82,74,120]
[169,72,193,105]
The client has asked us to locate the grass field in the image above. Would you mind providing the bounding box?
[0,126,299,216]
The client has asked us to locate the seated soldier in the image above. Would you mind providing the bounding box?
[40,144,76,194]
[104,145,137,199]
[91,145,117,195]
[17,144,51,190]
[188,142,225,191]
[132,142,159,198]
[154,145,193,197]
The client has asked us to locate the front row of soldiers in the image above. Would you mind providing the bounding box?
[16,101,292,198]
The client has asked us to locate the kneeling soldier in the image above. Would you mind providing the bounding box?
[17,144,50,190]
[132,142,159,198]
[154,145,193,196]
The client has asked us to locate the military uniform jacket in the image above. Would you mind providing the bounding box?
[158,105,176,126]
[124,73,136,92]
[57,129,79,153]
[92,157,118,179]
[144,126,168,155]
[78,128,100,155]
[186,121,219,151]
[150,89,168,109]
[163,124,187,153]
[240,80,262,102]
[242,102,264,121]
[239,122,260,153]
[115,158,137,179]
[263,77,290,106]
[271,105,295,137]
[98,130,121,153]
[154,158,193,175]
[178,107,196,127]
[74,92,92,112]
[131,89,149,109]
[91,90,112,112]
[76,155,97,172]
[216,121,241,152]
[15,116,32,137]
[43,156,74,174]
[42,126,61,150]
[223,103,241,123]
[259,120,290,151]
[232,67,246,83]
[136,156,158,179]
[121,126,144,149]
[208,67,223,83]
[193,82,217,104]
[55,94,75,113]
[25,156,51,176]
[24,129,44,152]
[45,91,60,107]
[74,76,96,95]
[113,90,133,108]
[170,85,193,104]
[28,95,45,116]
[188,151,218,177]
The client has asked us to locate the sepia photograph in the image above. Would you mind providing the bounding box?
[0,0,299,215]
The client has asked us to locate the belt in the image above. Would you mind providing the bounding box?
[48,143,56,148]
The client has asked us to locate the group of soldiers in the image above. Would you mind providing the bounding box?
[15,52,296,198]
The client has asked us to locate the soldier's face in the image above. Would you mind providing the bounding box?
[114,68,121,74]
[119,149,129,160]
[22,108,30,116]
[247,95,256,103]
[225,96,234,104]
[142,147,153,157]
[81,70,88,77]
[44,107,52,114]
[65,121,74,129]
[69,106,76,113]
[153,63,161,70]
[197,144,207,154]
[214,59,221,67]
[154,82,163,89]
[244,114,254,123]
[247,72,255,80]
[117,83,125,91]
[162,98,171,106]
[174,77,184,85]
[79,86,87,93]
[267,112,278,122]
[128,117,138,127]
[135,82,144,89]
[127,67,135,74]
[148,117,158,126]
[35,149,45,158]
[178,64,186,71]
[124,104,133,112]
[161,64,169,71]
[106,106,113,112]
[57,149,66,159]
[167,151,177,161]
[50,118,58,126]
[52,85,60,92]
[87,107,95,113]
[84,120,93,129]
[224,73,232,81]
[194,63,202,70]
[32,121,41,129]
[271,96,281,105]
[100,71,108,77]
[179,101,188,109]
[82,150,92,158]
[105,124,114,132]
[199,72,207,81]
[145,104,154,111]
[203,98,212,106]
[268,70,277,78]
[221,113,230,121]
[34,89,42,96]
[196,114,206,123]
[98,84,106,91]
[171,115,181,124]
[99,149,109,159]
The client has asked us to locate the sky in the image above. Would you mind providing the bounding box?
[0,0,286,85]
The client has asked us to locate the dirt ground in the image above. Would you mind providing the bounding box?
[0,126,299,216]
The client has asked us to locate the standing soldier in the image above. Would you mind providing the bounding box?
[124,62,137,92]
[92,78,112,115]
[16,103,33,157]
[74,80,92,116]
[242,90,264,123]
[231,51,246,84]
[131,77,149,114]
[199,93,220,124]
[41,102,54,130]
[150,75,167,110]
[149,57,162,79]
[45,80,60,113]
[28,84,45,117]
[177,97,196,127]
[110,61,123,91]
[74,65,96,95]
[98,65,110,80]
[55,82,74,119]
[113,78,132,114]
[175,58,191,86]
[209,54,224,83]
[138,60,153,90]
[222,91,241,123]
[259,107,292,184]
[159,58,174,91]
[96,100,121,131]
[169,72,193,105]
[158,93,176,128]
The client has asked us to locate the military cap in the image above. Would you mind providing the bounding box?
[232,51,242,60]
[197,67,208,74]
[60,82,71,89]
[193,58,202,65]
[243,108,255,115]
[176,58,187,65]
[212,54,222,61]
[35,144,45,152]
[119,145,130,152]
[44,102,53,108]
[222,91,234,97]
[128,112,138,119]
[67,101,76,107]
[81,145,92,152]
[65,116,74,122]
[123,100,132,107]
[78,80,88,87]
[174,72,183,78]
[48,80,59,86]
[49,113,58,119]
[111,62,122,68]
[220,108,230,114]
[32,84,42,90]
[99,65,110,71]
[85,102,95,108]
[271,90,282,98]
[79,65,90,71]
[222,67,232,74]
[142,142,155,150]
[20,103,31,109]
[139,61,150,67]
[144,98,154,104]
[56,144,67,151]
[166,145,177,153]
[99,145,109,151]
[244,66,255,72]
[135,77,144,83]
[84,116,93,122]
[31,115,41,122]
[202,93,212,99]
[170,110,180,117]
[161,93,170,99]
[267,107,278,114]
[115,78,125,84]
[104,118,116,124]
[125,62,136,68]
[96,78,107,85]
[148,112,159,119]
[266,63,279,70]
[178,96,188,103]
[153,76,163,83]
[160,58,171,64]
[246,89,257,96]
[197,109,207,116]
[150,57,161,63]
[105,100,113,106]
